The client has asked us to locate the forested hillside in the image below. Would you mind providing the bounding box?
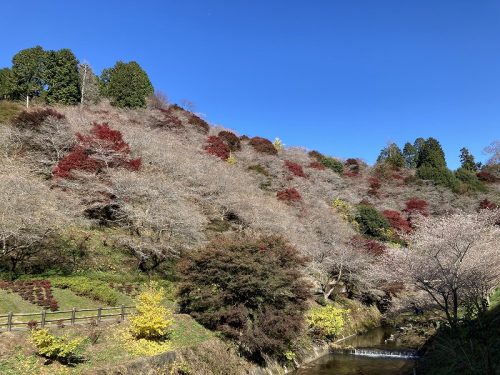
[0,46,499,375]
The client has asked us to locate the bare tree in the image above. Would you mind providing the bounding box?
[78,62,101,105]
[484,140,500,165]
[386,210,500,329]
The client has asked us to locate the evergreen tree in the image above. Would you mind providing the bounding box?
[416,137,447,169]
[376,142,405,168]
[44,49,80,105]
[78,62,100,105]
[11,46,47,108]
[413,137,426,165]
[0,68,14,100]
[104,61,153,108]
[99,67,113,97]
[402,142,418,168]
[459,147,477,171]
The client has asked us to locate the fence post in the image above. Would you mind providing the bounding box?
[97,307,102,322]
[120,305,125,321]
[7,312,13,331]
[71,308,76,325]
[41,310,46,328]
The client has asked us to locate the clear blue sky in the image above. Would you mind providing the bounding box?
[1,0,499,168]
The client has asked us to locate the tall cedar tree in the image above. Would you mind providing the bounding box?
[44,49,80,105]
[102,61,153,108]
[459,147,477,171]
[11,46,46,107]
[177,234,311,362]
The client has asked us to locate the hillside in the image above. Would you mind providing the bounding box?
[0,100,499,374]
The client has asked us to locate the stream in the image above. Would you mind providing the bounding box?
[292,327,418,375]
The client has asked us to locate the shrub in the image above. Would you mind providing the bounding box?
[382,210,412,233]
[249,136,278,155]
[478,199,499,211]
[247,164,269,176]
[218,130,241,151]
[308,161,325,170]
[152,111,183,130]
[0,101,22,123]
[205,136,230,160]
[50,276,120,305]
[417,164,459,190]
[306,305,347,339]
[455,168,486,192]
[273,137,284,151]
[321,157,344,174]
[350,235,387,256]
[177,234,311,362]
[345,158,360,175]
[31,328,84,364]
[13,108,65,128]
[188,114,210,134]
[284,160,307,178]
[277,188,302,203]
[404,198,429,216]
[355,204,391,240]
[477,171,498,183]
[308,150,324,160]
[367,177,381,197]
[53,122,141,178]
[130,282,173,340]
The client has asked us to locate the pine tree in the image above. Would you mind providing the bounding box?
[459,147,477,171]
[104,61,153,108]
[44,49,80,105]
[416,137,447,169]
[11,46,47,108]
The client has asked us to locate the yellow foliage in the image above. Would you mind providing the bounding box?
[273,137,284,151]
[130,282,174,340]
[227,152,237,165]
[30,328,84,362]
[120,328,172,356]
[331,198,359,230]
[307,305,348,338]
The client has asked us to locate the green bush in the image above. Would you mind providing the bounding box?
[354,204,391,240]
[0,101,22,123]
[307,305,347,339]
[455,168,486,193]
[50,276,120,305]
[321,157,344,174]
[417,164,459,190]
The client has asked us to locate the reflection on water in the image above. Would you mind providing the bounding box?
[292,327,417,375]
[293,353,415,375]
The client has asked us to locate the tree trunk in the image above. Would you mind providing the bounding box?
[26,95,29,108]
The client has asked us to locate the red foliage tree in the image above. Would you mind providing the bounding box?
[367,177,381,196]
[276,188,302,203]
[218,131,241,151]
[477,171,498,183]
[205,136,231,160]
[308,161,325,170]
[403,198,429,216]
[478,199,499,211]
[350,235,386,256]
[249,137,277,155]
[383,210,412,233]
[53,123,141,178]
[284,160,307,178]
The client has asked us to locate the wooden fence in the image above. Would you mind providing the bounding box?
[0,305,136,331]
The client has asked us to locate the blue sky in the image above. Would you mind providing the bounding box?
[1,0,499,168]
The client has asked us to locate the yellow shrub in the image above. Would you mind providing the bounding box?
[30,328,84,362]
[227,152,237,165]
[130,282,173,340]
[273,137,284,151]
[332,198,359,230]
[307,305,347,338]
[120,328,172,356]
